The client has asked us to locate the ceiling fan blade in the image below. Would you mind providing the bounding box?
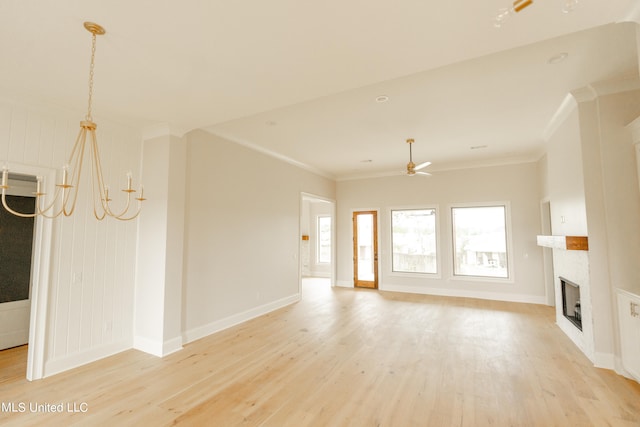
[415,171,431,176]
[415,161,431,171]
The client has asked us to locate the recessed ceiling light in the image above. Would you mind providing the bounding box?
[548,52,569,65]
[562,0,579,13]
[375,95,389,103]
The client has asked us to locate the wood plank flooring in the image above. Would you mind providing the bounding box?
[1,278,639,426]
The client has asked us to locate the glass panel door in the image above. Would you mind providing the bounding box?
[353,211,378,289]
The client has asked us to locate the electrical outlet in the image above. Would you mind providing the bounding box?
[631,302,640,318]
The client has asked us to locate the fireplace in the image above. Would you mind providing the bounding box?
[560,277,582,331]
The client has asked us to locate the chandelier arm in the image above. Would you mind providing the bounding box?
[93,204,107,221]
[111,192,133,218]
[88,128,107,217]
[89,127,117,217]
[35,186,66,219]
[88,143,107,221]
[67,123,86,165]
[1,191,38,218]
[62,127,88,217]
[110,202,143,221]
[89,129,137,219]
[100,188,133,219]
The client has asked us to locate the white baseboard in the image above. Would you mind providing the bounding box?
[182,293,301,344]
[163,336,184,356]
[133,335,183,357]
[613,356,640,384]
[335,280,353,288]
[43,339,132,378]
[310,271,331,278]
[133,336,162,356]
[381,283,547,305]
[593,351,616,370]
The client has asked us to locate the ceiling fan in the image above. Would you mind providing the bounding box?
[405,138,431,176]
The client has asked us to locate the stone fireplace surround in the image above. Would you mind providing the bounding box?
[537,235,594,363]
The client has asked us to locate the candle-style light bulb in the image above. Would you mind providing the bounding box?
[62,164,69,186]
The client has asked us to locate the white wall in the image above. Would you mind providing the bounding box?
[0,96,142,377]
[588,89,640,296]
[336,162,545,303]
[181,130,335,342]
[545,108,588,236]
[134,133,187,357]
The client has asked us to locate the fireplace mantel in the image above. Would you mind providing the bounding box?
[537,235,589,251]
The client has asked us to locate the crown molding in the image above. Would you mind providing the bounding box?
[627,116,640,145]
[571,75,640,103]
[142,123,189,140]
[543,94,578,142]
[570,85,598,103]
[201,128,335,180]
[623,3,640,24]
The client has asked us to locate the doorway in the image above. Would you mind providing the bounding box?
[353,210,378,289]
[0,175,37,351]
[300,193,336,292]
[0,166,54,381]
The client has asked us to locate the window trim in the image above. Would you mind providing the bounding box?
[316,215,332,264]
[388,205,441,279]
[449,202,514,283]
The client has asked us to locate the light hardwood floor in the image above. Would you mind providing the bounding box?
[1,279,639,426]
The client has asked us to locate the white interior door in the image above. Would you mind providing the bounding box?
[0,176,37,351]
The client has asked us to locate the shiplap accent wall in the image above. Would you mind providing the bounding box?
[0,97,142,377]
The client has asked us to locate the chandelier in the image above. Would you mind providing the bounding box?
[0,22,145,221]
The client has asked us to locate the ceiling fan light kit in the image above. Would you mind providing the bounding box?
[513,0,533,13]
[494,0,578,28]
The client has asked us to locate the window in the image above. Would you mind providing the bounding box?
[452,205,509,278]
[317,216,331,263]
[391,209,437,274]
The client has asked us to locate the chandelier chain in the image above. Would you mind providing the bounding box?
[86,31,97,121]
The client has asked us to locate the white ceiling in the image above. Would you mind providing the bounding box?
[1,1,639,180]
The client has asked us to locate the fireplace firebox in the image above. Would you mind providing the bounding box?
[560,277,582,331]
